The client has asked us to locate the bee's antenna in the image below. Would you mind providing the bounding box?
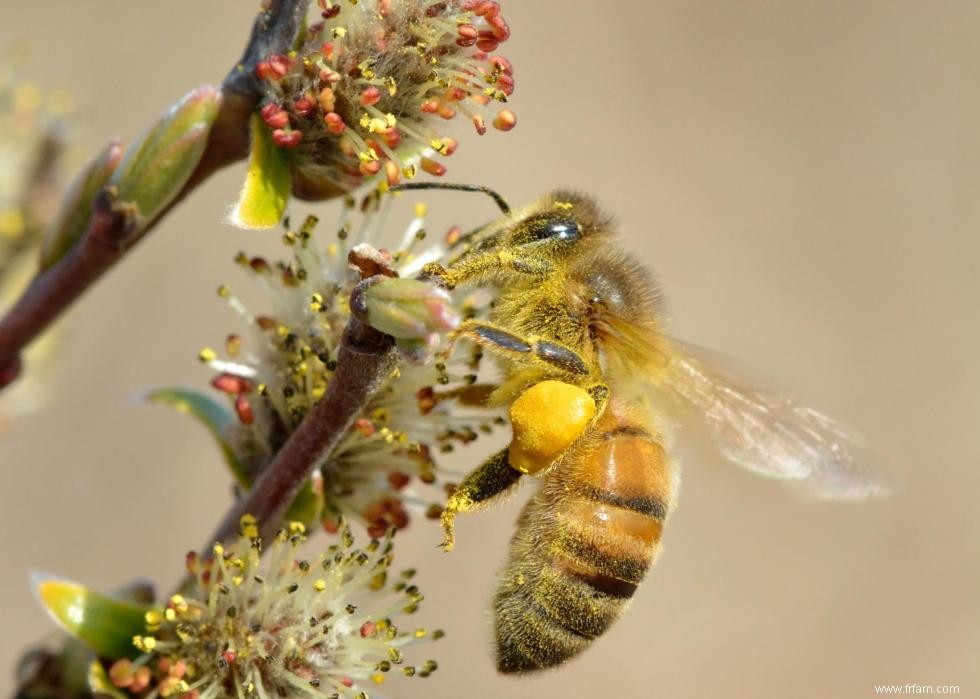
[389,182,511,214]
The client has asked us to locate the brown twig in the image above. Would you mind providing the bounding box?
[205,318,397,549]
[0,0,311,386]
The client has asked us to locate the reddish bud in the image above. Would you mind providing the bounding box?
[360,621,377,638]
[441,137,458,155]
[359,159,381,177]
[359,86,382,107]
[235,395,255,425]
[354,418,376,436]
[266,54,291,79]
[420,157,447,176]
[324,112,346,134]
[319,67,341,84]
[292,94,317,118]
[211,373,253,395]
[492,109,517,131]
[260,103,289,129]
[317,87,335,113]
[272,129,303,148]
[388,471,411,490]
[385,160,401,187]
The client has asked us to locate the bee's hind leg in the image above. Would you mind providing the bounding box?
[441,448,522,552]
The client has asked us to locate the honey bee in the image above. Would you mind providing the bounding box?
[394,183,885,674]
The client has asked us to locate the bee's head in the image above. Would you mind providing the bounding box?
[489,190,611,260]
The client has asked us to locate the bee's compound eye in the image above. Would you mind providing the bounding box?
[525,217,581,243]
[547,220,580,241]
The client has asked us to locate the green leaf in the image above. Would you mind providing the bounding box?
[229,113,291,230]
[33,575,150,660]
[40,140,124,271]
[109,85,221,226]
[146,388,250,489]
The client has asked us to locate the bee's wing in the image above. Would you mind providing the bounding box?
[653,340,889,500]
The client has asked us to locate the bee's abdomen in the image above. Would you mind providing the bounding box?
[495,425,673,674]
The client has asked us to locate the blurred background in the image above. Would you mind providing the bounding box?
[1,1,978,697]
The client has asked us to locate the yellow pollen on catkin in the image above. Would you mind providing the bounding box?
[508,380,596,475]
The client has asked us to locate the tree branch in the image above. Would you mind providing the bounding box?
[0,0,311,386]
[204,319,397,549]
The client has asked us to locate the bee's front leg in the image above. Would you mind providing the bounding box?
[441,448,522,551]
[420,249,552,290]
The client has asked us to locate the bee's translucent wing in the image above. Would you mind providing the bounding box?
[655,341,889,500]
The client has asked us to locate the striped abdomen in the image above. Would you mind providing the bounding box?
[494,408,674,673]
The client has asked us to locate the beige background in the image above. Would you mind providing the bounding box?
[1,2,978,697]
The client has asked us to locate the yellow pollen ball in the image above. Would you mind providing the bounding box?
[508,380,596,475]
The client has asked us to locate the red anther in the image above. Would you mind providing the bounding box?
[359,160,382,177]
[260,103,289,129]
[385,160,401,187]
[292,94,317,118]
[476,31,500,53]
[222,650,237,665]
[441,137,458,155]
[249,257,270,273]
[426,2,448,16]
[272,129,303,148]
[306,21,324,39]
[318,87,336,113]
[321,4,341,19]
[492,108,516,131]
[491,55,514,75]
[324,112,346,134]
[420,99,439,113]
[447,87,466,102]
[267,54,292,78]
[437,103,456,119]
[318,67,341,84]
[388,471,411,490]
[185,551,199,574]
[472,114,487,135]
[211,373,253,395]
[488,15,510,41]
[359,86,382,107]
[360,621,377,638]
[235,395,255,425]
[341,678,354,689]
[255,315,277,330]
[468,1,497,18]
[444,226,462,246]
[382,128,401,148]
[420,157,447,176]
[496,73,515,95]
[367,140,384,158]
[322,517,340,534]
[320,42,336,61]
[378,0,391,16]
[457,24,478,41]
[416,387,437,415]
[254,61,274,81]
[354,418,376,436]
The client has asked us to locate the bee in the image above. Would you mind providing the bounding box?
[393,183,885,674]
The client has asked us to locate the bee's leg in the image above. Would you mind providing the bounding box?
[441,448,522,552]
[420,249,553,290]
[440,319,592,377]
